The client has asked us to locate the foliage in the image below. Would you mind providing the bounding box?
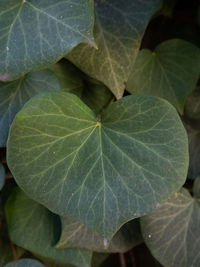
[0,0,200,266]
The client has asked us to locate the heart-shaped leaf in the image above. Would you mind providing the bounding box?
[56,217,141,253]
[141,187,200,267]
[0,69,60,147]
[7,92,188,241]
[0,163,5,190]
[127,39,200,113]
[5,187,92,267]
[67,0,162,99]
[4,259,45,267]
[0,0,95,81]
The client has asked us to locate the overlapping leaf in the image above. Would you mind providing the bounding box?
[56,217,141,252]
[7,92,188,241]
[4,259,45,267]
[0,69,60,146]
[141,188,200,267]
[5,188,92,267]
[67,0,162,99]
[127,39,200,113]
[0,0,95,81]
[48,60,84,93]
[49,61,114,114]
[80,77,114,114]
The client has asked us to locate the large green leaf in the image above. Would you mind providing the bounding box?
[4,259,45,267]
[0,162,5,190]
[67,0,162,99]
[5,188,92,267]
[127,39,200,113]
[141,188,200,267]
[0,69,60,147]
[7,92,188,241]
[56,217,141,252]
[0,0,95,81]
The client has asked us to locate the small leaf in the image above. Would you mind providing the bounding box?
[0,163,5,190]
[184,87,200,119]
[184,122,200,179]
[5,188,92,267]
[0,69,60,146]
[141,188,200,267]
[56,217,141,253]
[0,0,95,81]
[4,259,45,267]
[7,92,189,241]
[127,39,200,113]
[67,0,162,99]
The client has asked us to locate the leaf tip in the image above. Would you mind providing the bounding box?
[88,38,98,50]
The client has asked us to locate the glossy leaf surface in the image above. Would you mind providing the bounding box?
[67,0,162,99]
[127,39,200,113]
[0,0,94,81]
[7,92,188,240]
[5,188,92,267]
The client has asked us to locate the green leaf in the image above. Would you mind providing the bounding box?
[48,60,84,93]
[7,92,189,241]
[5,188,92,267]
[184,87,200,119]
[0,162,5,190]
[0,0,95,81]
[0,69,60,147]
[141,188,200,267]
[48,60,113,114]
[184,123,200,179]
[4,259,45,267]
[67,0,162,99]
[127,39,200,113]
[56,217,141,252]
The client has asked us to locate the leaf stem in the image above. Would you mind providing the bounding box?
[119,253,126,267]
